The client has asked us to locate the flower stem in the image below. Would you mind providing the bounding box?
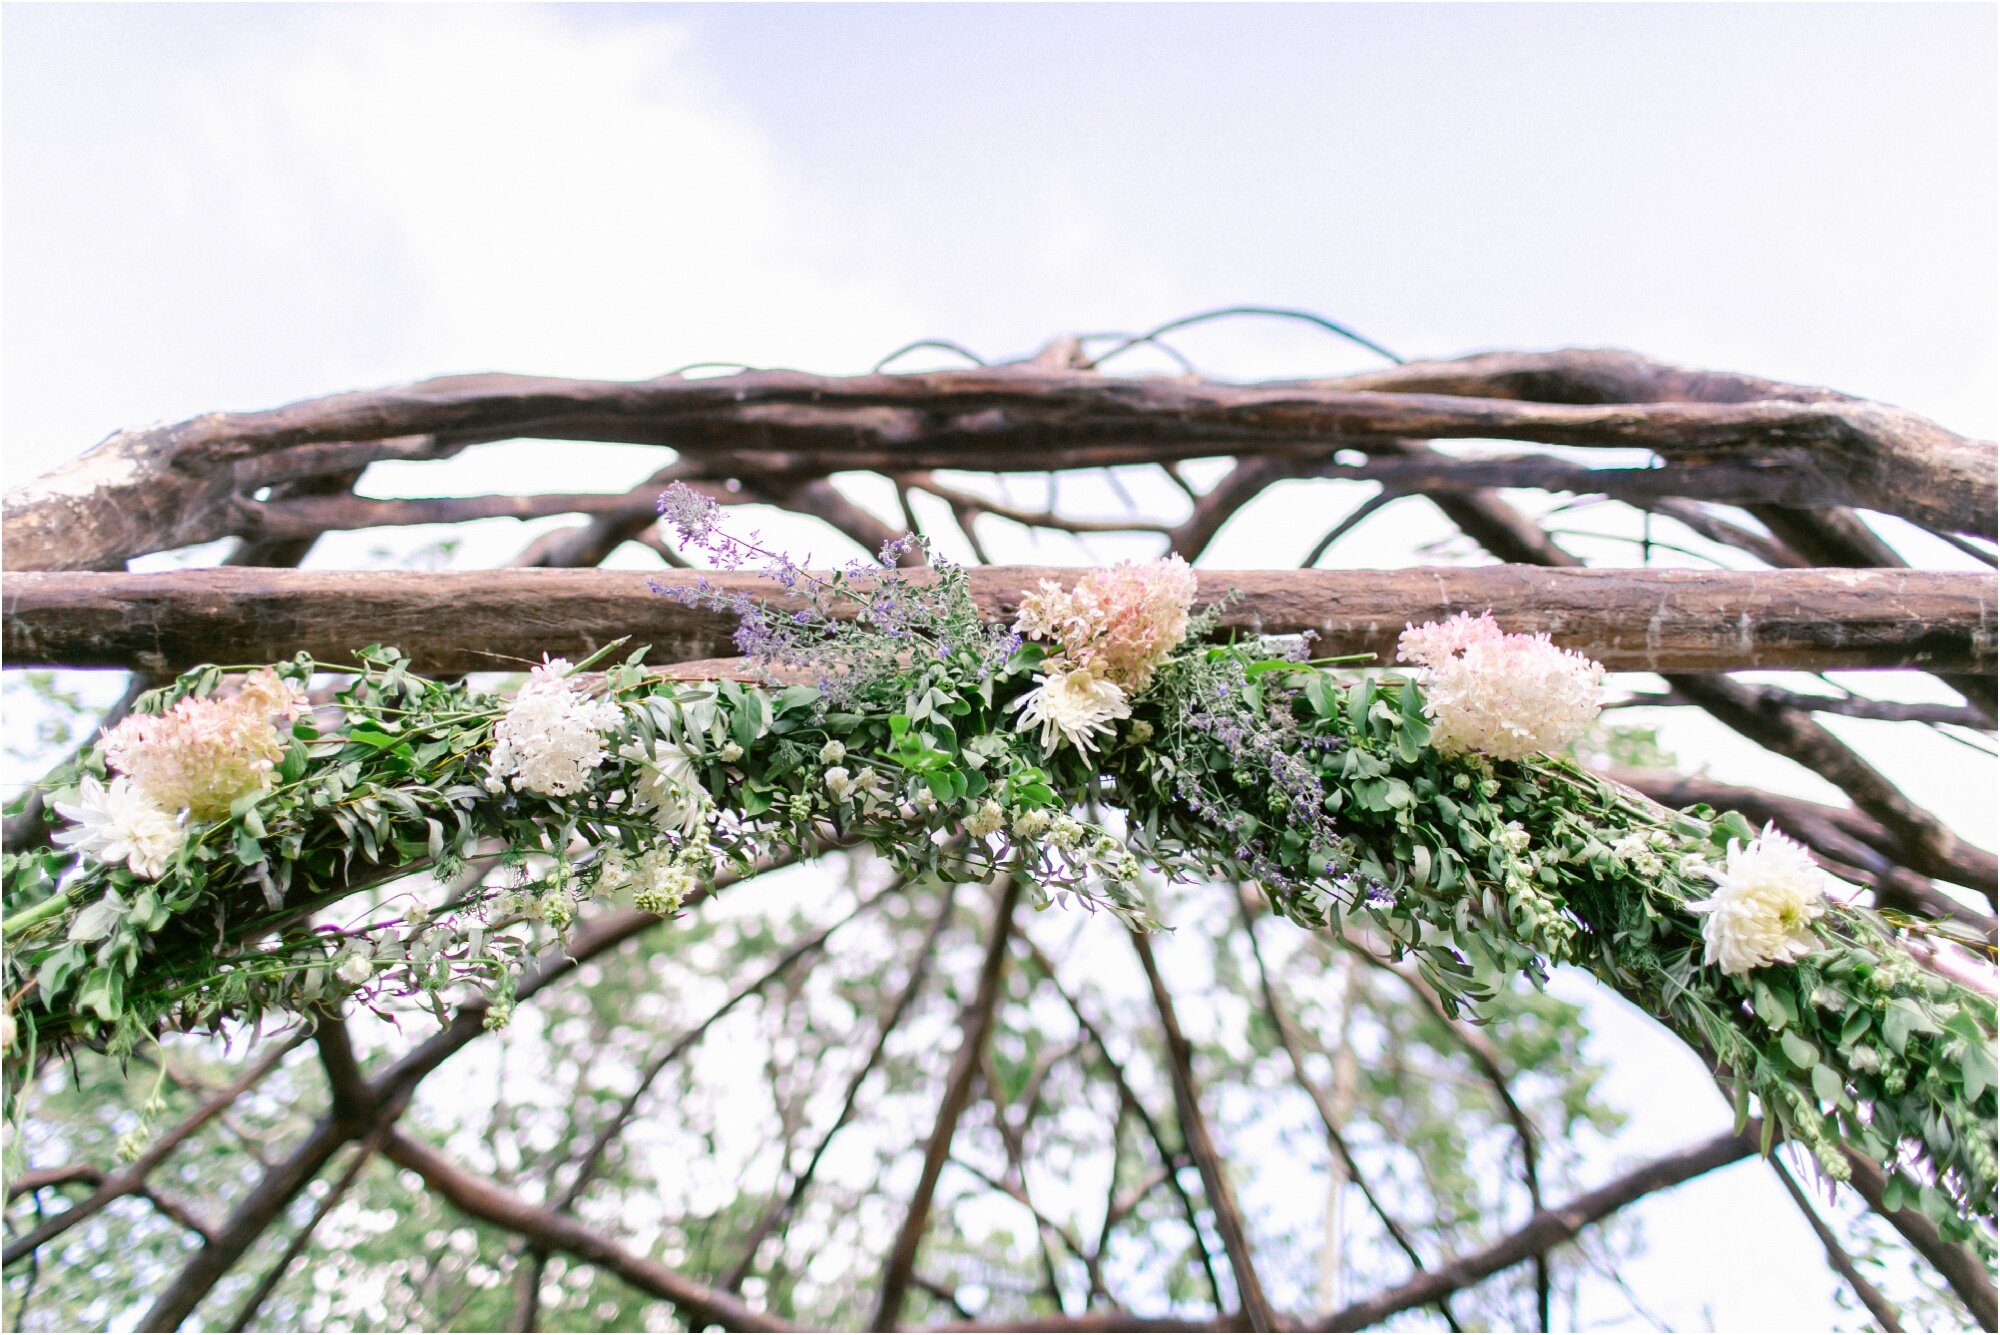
[2,890,73,938]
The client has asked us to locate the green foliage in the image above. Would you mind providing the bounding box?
[5,588,1994,1268]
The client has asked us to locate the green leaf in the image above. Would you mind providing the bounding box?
[1882,997,1939,1056]
[1810,1064,1844,1104]
[233,826,265,867]
[67,899,122,943]
[129,888,169,934]
[1961,1039,1998,1103]
[36,943,83,1000]
[1779,1031,1819,1070]
[1345,679,1371,733]
[1752,980,1797,1032]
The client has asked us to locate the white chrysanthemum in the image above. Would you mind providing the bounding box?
[619,738,707,836]
[488,660,622,797]
[51,775,185,880]
[1009,670,1131,755]
[1686,824,1829,975]
[1397,612,1603,761]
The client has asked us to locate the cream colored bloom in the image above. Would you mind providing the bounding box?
[1613,832,1666,876]
[965,799,1006,839]
[1397,612,1603,761]
[819,740,846,765]
[51,775,185,880]
[1686,824,1829,975]
[824,766,858,802]
[1011,808,1051,840]
[334,951,375,986]
[596,840,700,916]
[1010,670,1131,755]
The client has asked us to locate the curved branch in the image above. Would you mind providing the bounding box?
[380,1129,795,1333]
[1312,1127,1759,1331]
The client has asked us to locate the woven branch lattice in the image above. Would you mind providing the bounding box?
[3,328,1995,1332]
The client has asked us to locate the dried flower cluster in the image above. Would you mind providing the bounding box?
[1014,556,1198,691]
[1397,612,1603,761]
[1686,824,1832,975]
[486,659,623,797]
[1011,557,1197,753]
[101,669,305,821]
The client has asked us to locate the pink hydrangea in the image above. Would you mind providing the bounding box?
[1397,612,1603,761]
[100,669,307,820]
[1014,555,1198,691]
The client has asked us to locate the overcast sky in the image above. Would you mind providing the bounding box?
[4,4,1996,1330]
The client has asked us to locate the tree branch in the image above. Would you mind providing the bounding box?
[1313,1128,1759,1331]
[380,1129,795,1332]
[10,348,1988,570]
[874,877,1023,1330]
[1131,931,1277,1332]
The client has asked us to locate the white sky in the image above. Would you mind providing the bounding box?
[3,4,1996,1331]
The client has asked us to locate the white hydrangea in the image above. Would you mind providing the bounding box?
[1009,669,1131,755]
[51,775,185,880]
[1397,612,1603,762]
[488,660,622,797]
[1686,824,1830,976]
[619,738,708,837]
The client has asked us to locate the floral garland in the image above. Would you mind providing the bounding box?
[3,484,1994,1248]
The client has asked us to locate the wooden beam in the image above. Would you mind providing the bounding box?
[4,567,1990,676]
